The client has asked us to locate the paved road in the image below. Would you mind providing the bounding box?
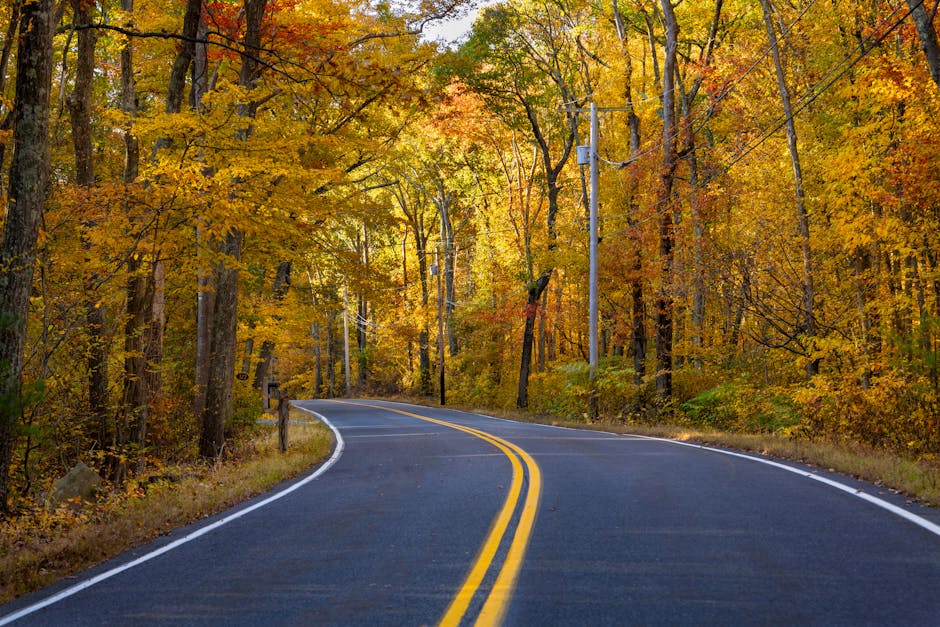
[3,399,940,625]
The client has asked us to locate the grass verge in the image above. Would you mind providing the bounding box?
[390,397,940,508]
[0,409,333,605]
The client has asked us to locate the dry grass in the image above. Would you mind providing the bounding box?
[393,397,940,508]
[0,411,333,605]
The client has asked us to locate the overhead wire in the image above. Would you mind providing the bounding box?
[591,0,824,176]
[307,0,919,276]
[599,0,914,238]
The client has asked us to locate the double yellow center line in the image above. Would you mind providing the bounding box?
[338,401,541,626]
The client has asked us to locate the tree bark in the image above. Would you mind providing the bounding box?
[200,230,242,458]
[655,0,680,404]
[199,0,268,458]
[613,0,647,387]
[144,261,165,399]
[66,0,109,449]
[0,2,20,185]
[399,188,432,395]
[513,102,574,408]
[326,312,336,397]
[436,190,459,356]
[357,226,369,386]
[907,0,940,90]
[516,270,551,408]
[119,262,152,466]
[192,6,213,416]
[165,0,202,114]
[0,0,56,512]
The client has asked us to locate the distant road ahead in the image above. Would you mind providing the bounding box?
[3,399,940,625]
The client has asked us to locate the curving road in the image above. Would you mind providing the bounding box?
[3,399,940,625]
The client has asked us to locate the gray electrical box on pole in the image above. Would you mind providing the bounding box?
[576,144,590,166]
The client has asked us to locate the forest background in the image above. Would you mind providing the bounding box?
[0,0,939,516]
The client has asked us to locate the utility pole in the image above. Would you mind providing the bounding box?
[573,102,631,420]
[343,284,352,398]
[588,102,599,419]
[432,247,446,405]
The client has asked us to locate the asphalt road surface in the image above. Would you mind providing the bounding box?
[3,399,940,625]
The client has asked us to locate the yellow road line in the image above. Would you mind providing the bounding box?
[475,438,541,626]
[333,401,541,626]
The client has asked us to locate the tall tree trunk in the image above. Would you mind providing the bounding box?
[357,294,367,386]
[144,261,165,400]
[514,98,574,408]
[517,270,551,408]
[0,2,20,186]
[613,0,647,387]
[655,0,679,404]
[165,0,202,115]
[192,6,213,417]
[674,0,722,372]
[66,0,109,448]
[200,0,267,458]
[66,0,95,189]
[681,95,706,371]
[357,226,369,386]
[402,230,414,376]
[200,230,242,457]
[0,0,56,512]
[760,0,818,377]
[119,263,151,466]
[907,0,940,90]
[537,290,547,373]
[631,254,647,385]
[119,0,163,464]
[411,216,432,395]
[436,191,459,356]
[108,0,138,480]
[326,312,336,397]
[120,0,139,183]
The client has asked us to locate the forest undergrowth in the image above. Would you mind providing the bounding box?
[0,410,332,605]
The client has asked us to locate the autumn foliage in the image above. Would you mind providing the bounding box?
[1,0,939,512]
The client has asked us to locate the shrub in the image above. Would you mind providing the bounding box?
[680,381,801,433]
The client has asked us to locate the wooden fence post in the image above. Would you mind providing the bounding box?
[277,392,290,453]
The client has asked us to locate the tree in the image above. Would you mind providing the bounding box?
[451,0,589,407]
[199,0,268,459]
[759,0,817,377]
[654,0,680,402]
[0,0,57,511]
[907,0,940,90]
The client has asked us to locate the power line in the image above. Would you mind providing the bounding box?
[594,0,824,174]
[601,0,913,234]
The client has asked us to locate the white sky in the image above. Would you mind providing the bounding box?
[420,1,493,47]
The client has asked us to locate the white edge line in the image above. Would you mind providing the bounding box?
[639,435,940,539]
[377,400,940,540]
[0,406,344,625]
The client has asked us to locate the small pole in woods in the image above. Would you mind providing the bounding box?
[343,284,352,398]
[277,390,290,453]
[431,249,445,405]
